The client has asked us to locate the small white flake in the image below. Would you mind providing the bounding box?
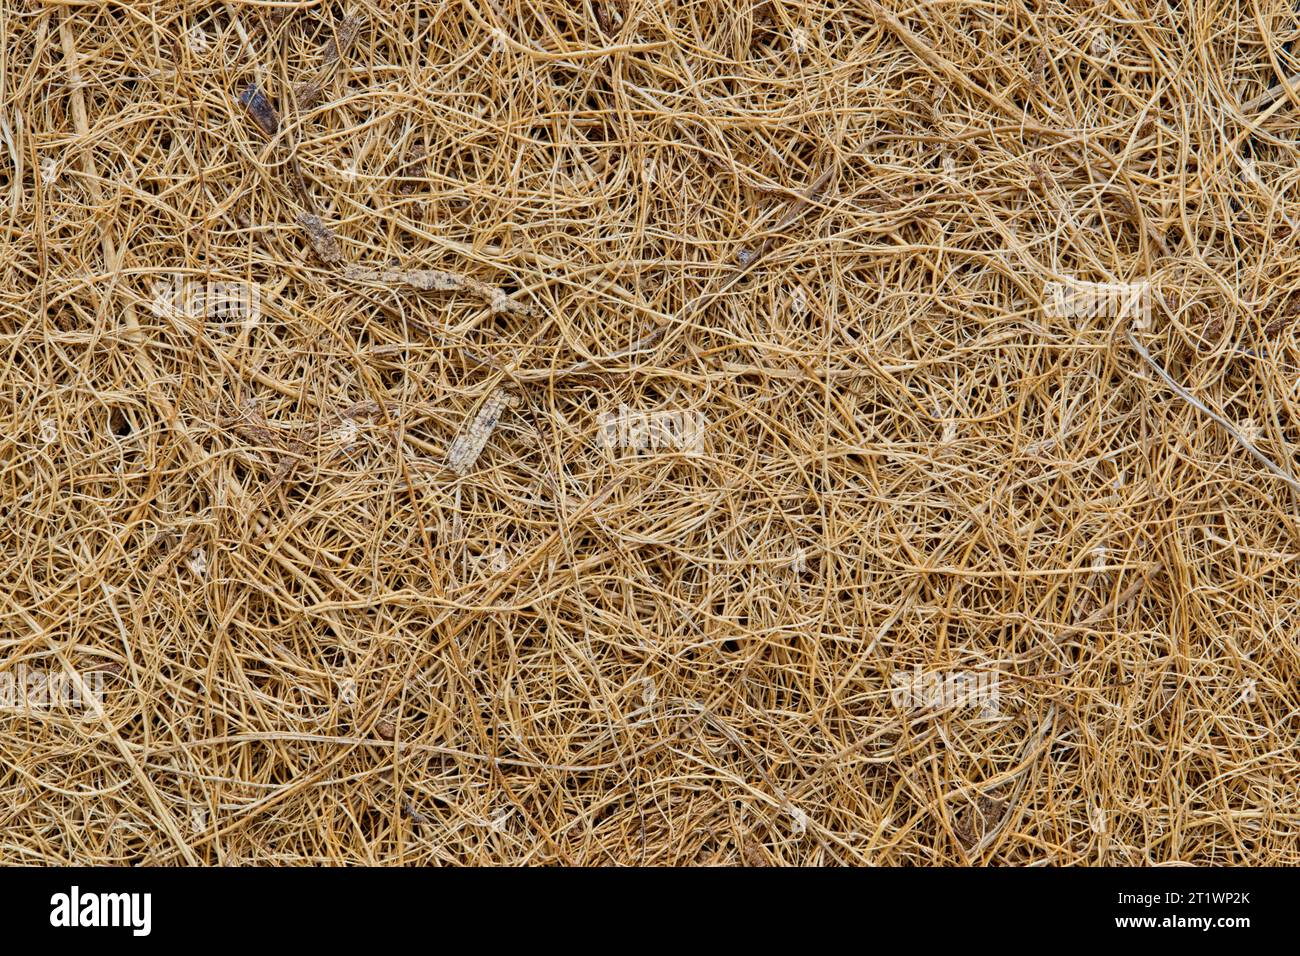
[790,285,807,316]
[489,548,509,574]
[187,26,210,55]
[791,547,807,573]
[1090,30,1113,59]
[39,417,57,445]
[1238,419,1264,444]
[188,548,207,578]
[489,806,513,832]
[1240,678,1257,704]
[191,807,207,834]
[792,27,810,53]
[330,418,359,450]
[1090,805,1107,834]
[640,676,656,705]
[40,157,58,186]
[1090,546,1108,574]
[491,27,508,52]
[789,805,808,836]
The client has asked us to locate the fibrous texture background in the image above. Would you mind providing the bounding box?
[1,0,1298,866]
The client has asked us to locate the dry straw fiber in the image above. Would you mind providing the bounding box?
[1,0,1297,865]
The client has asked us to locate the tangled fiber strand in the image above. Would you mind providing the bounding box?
[0,0,1297,865]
